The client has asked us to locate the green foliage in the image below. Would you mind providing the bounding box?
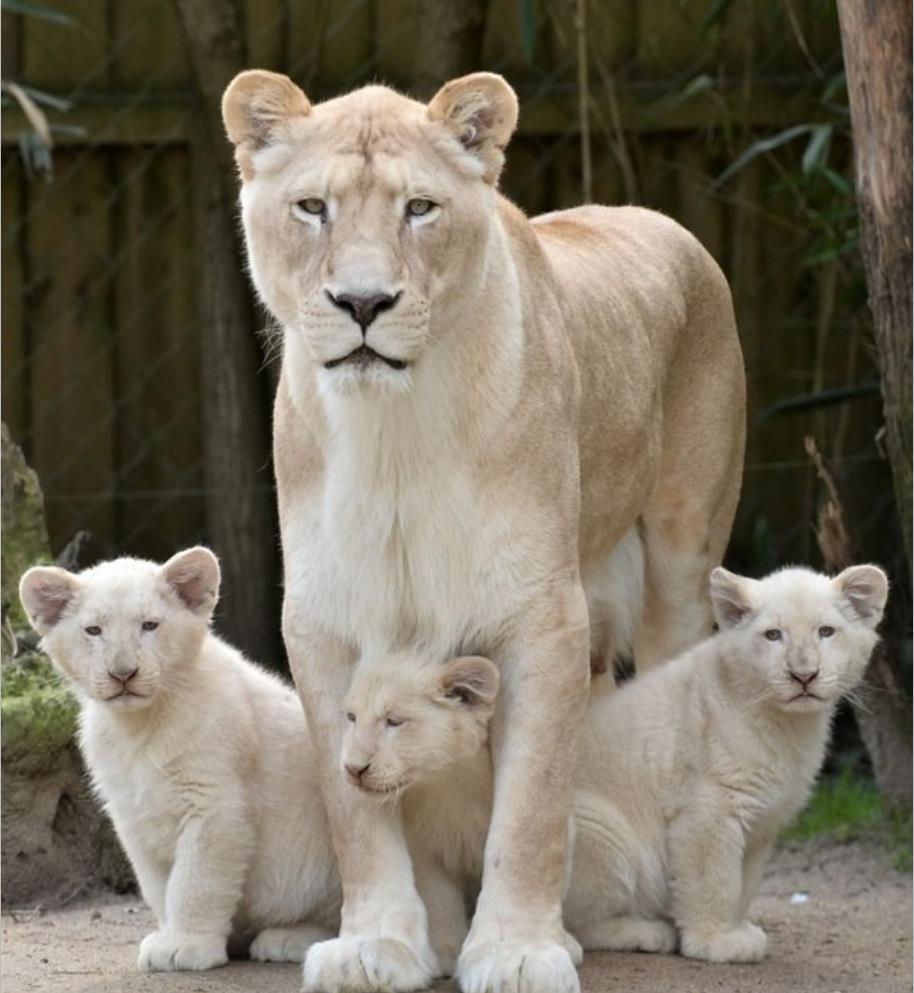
[1,653,78,770]
[786,768,913,871]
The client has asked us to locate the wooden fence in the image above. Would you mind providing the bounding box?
[1,0,895,662]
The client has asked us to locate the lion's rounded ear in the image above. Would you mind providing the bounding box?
[439,655,500,709]
[834,564,888,627]
[427,73,518,184]
[222,69,311,164]
[161,546,221,619]
[20,566,79,635]
[709,567,755,629]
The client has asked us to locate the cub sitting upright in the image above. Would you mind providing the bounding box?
[19,548,340,973]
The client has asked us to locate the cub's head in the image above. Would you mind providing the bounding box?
[221,70,518,392]
[341,650,499,797]
[19,547,220,711]
[710,564,888,713]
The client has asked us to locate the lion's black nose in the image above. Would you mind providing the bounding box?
[326,291,400,332]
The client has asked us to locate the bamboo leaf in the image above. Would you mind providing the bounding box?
[713,124,814,188]
[518,0,536,64]
[802,124,832,175]
[0,0,76,26]
[756,382,879,421]
[1,81,52,148]
[700,0,735,32]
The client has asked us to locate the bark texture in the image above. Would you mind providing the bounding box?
[837,0,913,567]
[806,438,912,810]
[413,0,487,99]
[171,0,280,665]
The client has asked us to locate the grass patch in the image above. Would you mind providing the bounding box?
[786,767,912,871]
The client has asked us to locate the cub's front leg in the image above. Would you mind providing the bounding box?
[137,795,253,973]
[669,798,768,963]
[286,620,437,993]
[457,585,590,993]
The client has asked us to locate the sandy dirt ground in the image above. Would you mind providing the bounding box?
[2,838,910,993]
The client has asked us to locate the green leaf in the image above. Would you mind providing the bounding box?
[0,0,76,26]
[756,381,879,421]
[822,167,852,196]
[713,124,814,188]
[822,71,846,103]
[518,0,536,64]
[700,0,735,32]
[802,124,832,175]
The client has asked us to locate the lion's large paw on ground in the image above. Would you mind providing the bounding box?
[302,936,434,993]
[250,924,335,963]
[457,939,580,993]
[680,920,767,963]
[576,915,677,953]
[137,930,227,973]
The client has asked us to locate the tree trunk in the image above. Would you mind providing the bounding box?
[806,437,912,810]
[836,0,913,568]
[172,0,280,666]
[413,0,487,99]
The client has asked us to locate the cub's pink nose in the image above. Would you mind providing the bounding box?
[345,761,371,784]
[108,666,138,684]
[789,667,819,688]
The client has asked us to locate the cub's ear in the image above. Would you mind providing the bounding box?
[19,566,79,635]
[427,73,518,184]
[161,547,221,619]
[222,70,311,176]
[439,656,500,709]
[709,567,755,628]
[834,565,888,627]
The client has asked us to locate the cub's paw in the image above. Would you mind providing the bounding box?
[250,924,335,963]
[575,915,677,954]
[302,937,433,993]
[457,939,580,993]
[680,921,767,963]
[137,930,227,972]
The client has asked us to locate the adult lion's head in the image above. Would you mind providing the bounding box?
[222,71,518,390]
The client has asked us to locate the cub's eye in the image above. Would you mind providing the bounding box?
[764,629,782,642]
[386,717,404,728]
[406,198,435,218]
[818,626,835,639]
[84,625,102,636]
[345,712,356,723]
[141,621,159,632]
[296,197,326,217]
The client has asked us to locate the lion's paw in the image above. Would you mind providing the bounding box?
[137,929,227,973]
[302,937,433,993]
[680,921,767,963]
[576,915,677,954]
[250,924,335,963]
[457,939,580,993]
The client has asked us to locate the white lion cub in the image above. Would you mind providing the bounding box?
[343,564,887,965]
[19,548,340,973]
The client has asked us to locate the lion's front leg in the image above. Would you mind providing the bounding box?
[285,618,437,993]
[457,584,590,993]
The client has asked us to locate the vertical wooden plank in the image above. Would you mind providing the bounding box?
[109,2,191,91]
[376,0,417,90]
[1,156,27,445]
[111,145,203,561]
[245,0,287,71]
[26,150,115,557]
[290,0,373,90]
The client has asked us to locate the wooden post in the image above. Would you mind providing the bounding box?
[836,0,913,568]
[413,0,487,99]
[172,0,280,666]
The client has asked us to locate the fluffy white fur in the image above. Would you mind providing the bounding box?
[343,565,888,965]
[19,549,341,972]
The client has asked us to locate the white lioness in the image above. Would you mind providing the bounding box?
[19,549,341,972]
[222,68,745,993]
[342,565,887,964]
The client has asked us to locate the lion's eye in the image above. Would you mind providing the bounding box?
[345,712,356,723]
[406,198,435,218]
[818,625,835,639]
[85,625,102,636]
[141,621,159,632]
[296,197,326,217]
[764,629,782,642]
[386,716,404,728]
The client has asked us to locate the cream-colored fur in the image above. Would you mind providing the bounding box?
[344,565,887,965]
[222,68,745,993]
[19,550,341,973]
